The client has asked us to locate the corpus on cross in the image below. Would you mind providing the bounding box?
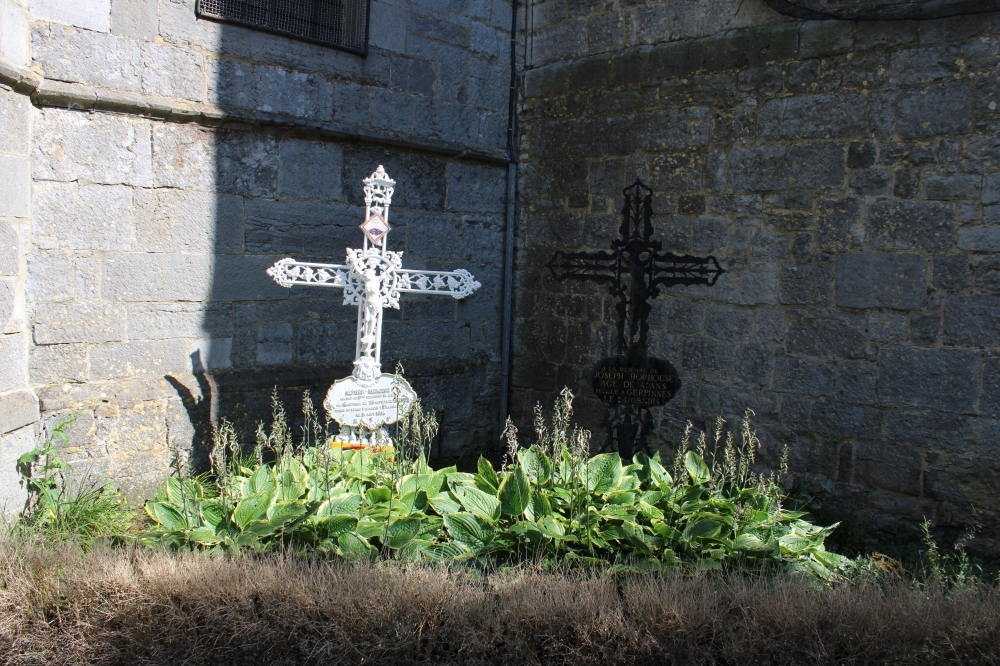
[266,165,482,383]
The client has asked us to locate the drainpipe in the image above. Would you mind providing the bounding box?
[498,0,519,436]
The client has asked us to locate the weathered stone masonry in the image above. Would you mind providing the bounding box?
[0,0,513,507]
[515,6,1000,547]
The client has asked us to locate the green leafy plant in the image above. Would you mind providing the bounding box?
[16,416,135,543]
[142,389,847,579]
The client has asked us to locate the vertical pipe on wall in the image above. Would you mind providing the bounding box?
[498,0,519,436]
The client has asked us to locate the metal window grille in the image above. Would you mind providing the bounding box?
[196,0,369,55]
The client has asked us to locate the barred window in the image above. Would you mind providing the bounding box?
[196,0,369,55]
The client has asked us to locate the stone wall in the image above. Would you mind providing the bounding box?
[0,0,513,504]
[0,0,36,513]
[515,8,1000,548]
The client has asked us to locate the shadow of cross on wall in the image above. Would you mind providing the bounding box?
[547,179,725,459]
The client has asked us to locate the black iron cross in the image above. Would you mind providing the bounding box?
[547,179,724,459]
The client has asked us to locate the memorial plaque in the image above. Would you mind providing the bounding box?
[592,355,680,407]
[323,373,417,429]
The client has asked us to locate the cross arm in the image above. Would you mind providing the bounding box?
[547,250,619,284]
[395,269,481,299]
[267,258,351,289]
[650,253,725,288]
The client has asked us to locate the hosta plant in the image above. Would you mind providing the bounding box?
[143,389,848,579]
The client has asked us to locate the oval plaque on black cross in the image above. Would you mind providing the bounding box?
[591,354,680,408]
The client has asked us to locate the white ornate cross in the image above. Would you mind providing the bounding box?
[266,165,482,383]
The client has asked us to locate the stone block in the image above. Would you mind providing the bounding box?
[778,263,832,305]
[868,311,907,342]
[370,88,413,132]
[150,123,214,189]
[705,304,752,342]
[332,82,370,126]
[755,308,785,342]
[369,0,406,53]
[650,153,703,192]
[33,182,132,251]
[0,156,28,218]
[886,408,968,446]
[983,173,1000,205]
[0,333,25,391]
[407,213,461,260]
[638,107,711,151]
[408,13,469,48]
[187,337,232,371]
[850,170,892,197]
[854,442,922,497]
[278,139,343,202]
[102,253,211,302]
[799,20,853,59]
[33,109,152,186]
[812,402,883,439]
[944,295,1000,347]
[910,312,940,345]
[413,97,479,145]
[847,141,877,169]
[957,226,1000,252]
[129,303,233,340]
[31,0,110,32]
[0,222,17,278]
[212,255,290,302]
[732,271,777,305]
[447,162,506,214]
[837,359,877,405]
[256,64,333,121]
[133,189,243,254]
[32,22,139,90]
[0,278,13,333]
[893,170,919,199]
[0,388,38,435]
[391,56,435,97]
[759,93,865,140]
[110,0,156,39]
[932,254,971,291]
[460,216,503,262]
[896,84,972,139]
[889,45,961,85]
[868,200,955,250]
[787,310,867,360]
[922,173,982,200]
[2,1,29,66]
[74,256,100,303]
[26,251,73,303]
[216,131,279,198]
[232,302,255,368]
[205,58,257,109]
[729,143,845,192]
[735,343,773,387]
[256,322,292,365]
[244,199,358,257]
[682,337,736,380]
[29,342,87,384]
[0,87,30,155]
[0,425,33,514]
[297,322,338,365]
[813,197,861,253]
[981,356,1000,417]
[90,338,188,380]
[836,254,926,310]
[33,303,125,345]
[141,43,204,101]
[855,20,918,51]
[774,356,836,398]
[878,346,979,413]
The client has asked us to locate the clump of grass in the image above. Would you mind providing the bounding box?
[14,416,136,545]
[0,540,997,665]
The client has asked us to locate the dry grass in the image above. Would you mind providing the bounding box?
[1,540,998,665]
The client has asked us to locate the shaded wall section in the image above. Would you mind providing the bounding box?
[21,0,511,499]
[515,13,1000,549]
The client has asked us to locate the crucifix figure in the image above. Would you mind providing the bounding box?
[547,179,724,459]
[267,165,481,446]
